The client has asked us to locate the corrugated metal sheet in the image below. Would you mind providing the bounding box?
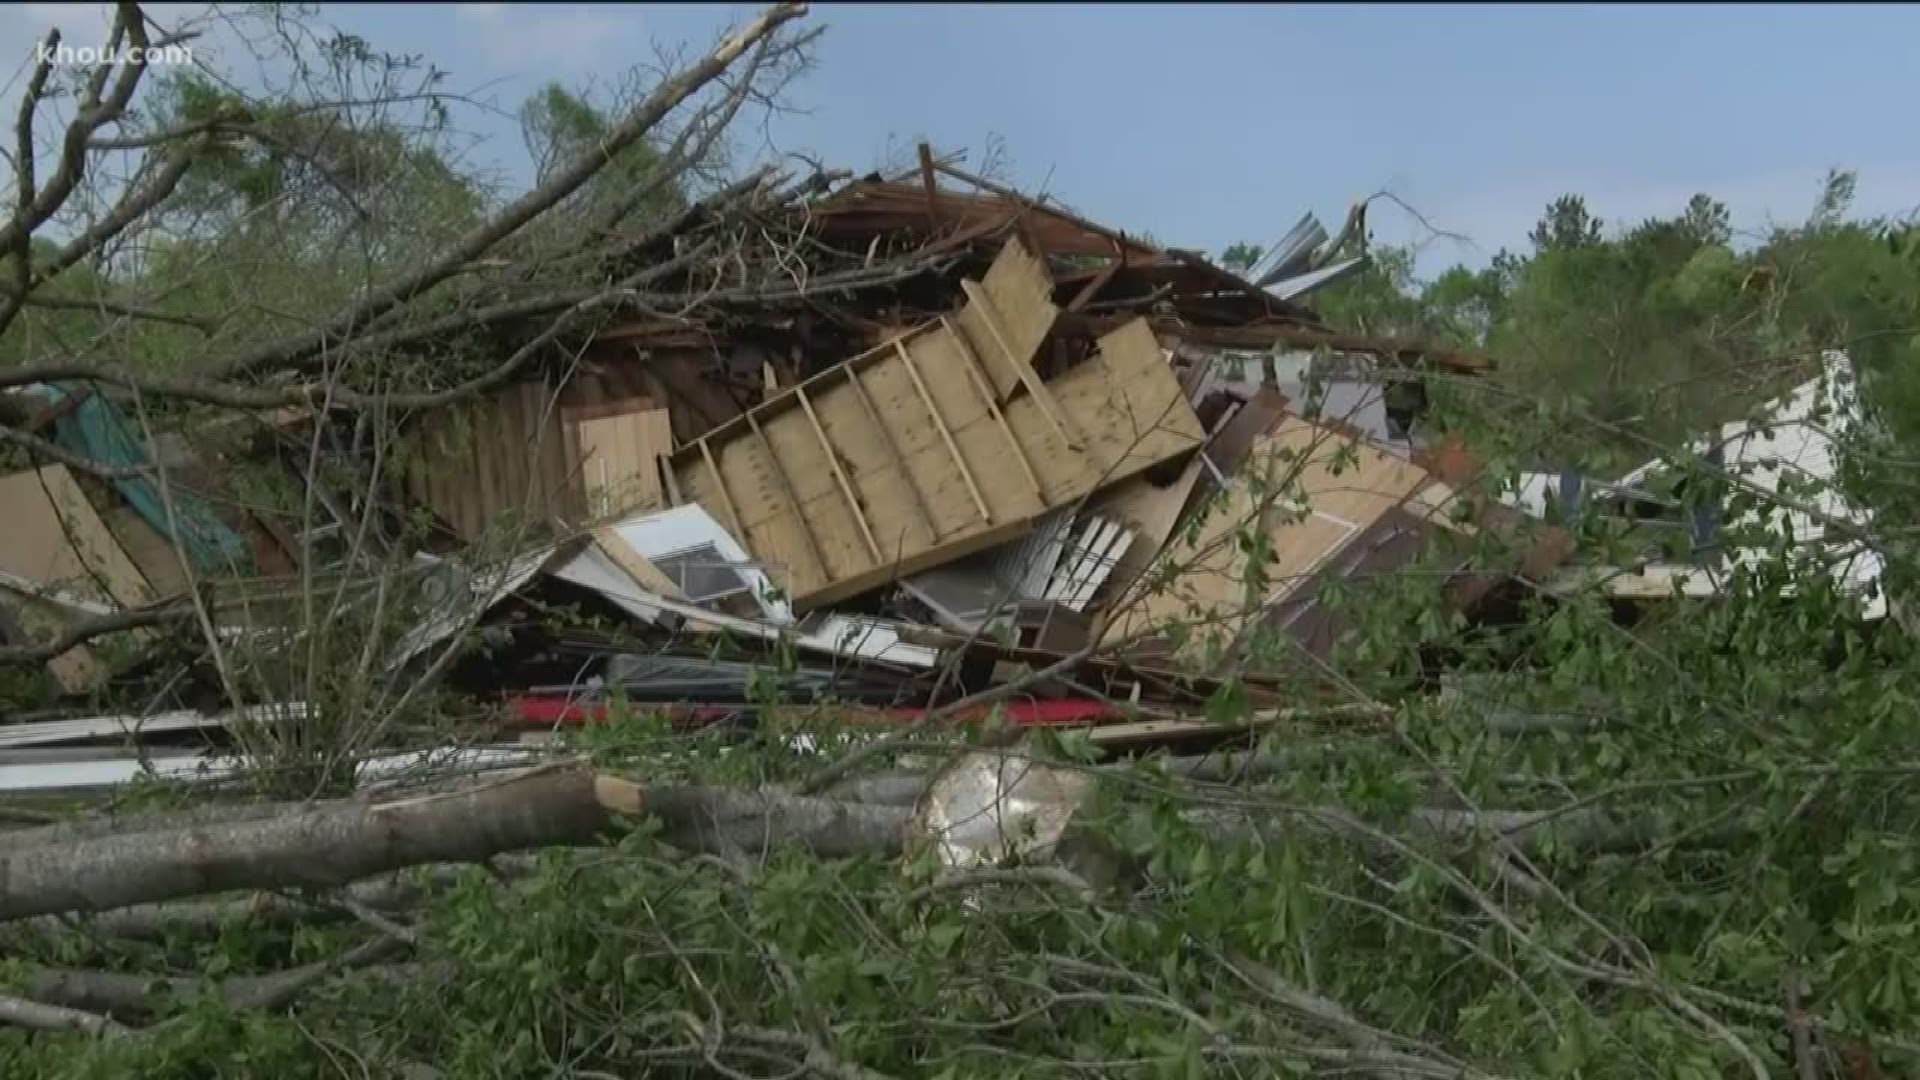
[0,703,311,749]
[0,745,541,796]
[1267,256,1369,301]
[1252,213,1328,287]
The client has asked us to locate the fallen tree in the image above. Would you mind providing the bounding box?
[0,764,925,921]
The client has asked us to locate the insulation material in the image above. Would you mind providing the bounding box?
[668,238,1205,612]
[1100,418,1432,662]
[0,465,163,690]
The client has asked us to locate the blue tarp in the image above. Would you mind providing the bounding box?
[36,383,254,575]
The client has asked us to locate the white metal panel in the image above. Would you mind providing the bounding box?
[607,504,792,625]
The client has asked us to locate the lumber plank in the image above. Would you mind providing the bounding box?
[696,438,746,541]
[939,314,1047,501]
[960,277,1080,450]
[893,337,991,524]
[846,364,941,544]
[745,410,830,579]
[797,386,883,563]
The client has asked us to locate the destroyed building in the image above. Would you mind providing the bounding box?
[1,153,1554,791]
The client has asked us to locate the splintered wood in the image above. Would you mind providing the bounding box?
[666,238,1206,612]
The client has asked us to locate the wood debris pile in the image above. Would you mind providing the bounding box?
[0,149,1529,794]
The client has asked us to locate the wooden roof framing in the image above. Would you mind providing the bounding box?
[664,237,1206,612]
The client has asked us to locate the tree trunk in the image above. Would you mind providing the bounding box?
[0,766,639,921]
[0,767,911,922]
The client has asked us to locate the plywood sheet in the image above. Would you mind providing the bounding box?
[404,381,585,542]
[1090,454,1207,609]
[101,506,191,596]
[667,239,1205,612]
[0,466,158,689]
[1100,418,1431,661]
[571,406,672,518]
[951,235,1058,399]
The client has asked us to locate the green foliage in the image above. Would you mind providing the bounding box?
[518,81,687,228]
[1308,170,1920,474]
[1219,241,1264,273]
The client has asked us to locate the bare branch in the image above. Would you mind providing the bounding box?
[205,2,810,382]
[0,2,153,255]
[8,292,215,331]
[0,595,200,667]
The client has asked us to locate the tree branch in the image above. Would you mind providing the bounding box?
[204,1,809,382]
[0,595,200,667]
[0,993,126,1036]
[0,2,151,256]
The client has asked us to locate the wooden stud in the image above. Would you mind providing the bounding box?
[845,364,941,544]
[892,338,991,524]
[591,528,688,600]
[659,454,684,507]
[916,141,941,224]
[665,322,941,458]
[959,277,1080,449]
[1065,257,1122,313]
[939,314,1046,502]
[796,386,883,563]
[696,437,746,541]
[745,409,831,580]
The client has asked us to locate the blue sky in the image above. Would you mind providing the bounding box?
[8,2,1920,277]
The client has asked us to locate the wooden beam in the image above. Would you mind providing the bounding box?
[892,338,990,524]
[796,386,883,563]
[939,314,1046,501]
[745,410,830,580]
[845,364,941,544]
[931,162,1161,264]
[591,528,689,600]
[696,437,746,541]
[1065,257,1122,314]
[959,277,1079,450]
[667,321,941,459]
[916,141,941,224]
[1161,322,1493,374]
[660,456,684,507]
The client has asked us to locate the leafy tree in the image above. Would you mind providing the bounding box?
[519,82,688,227]
[1527,193,1605,253]
[1219,241,1264,273]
